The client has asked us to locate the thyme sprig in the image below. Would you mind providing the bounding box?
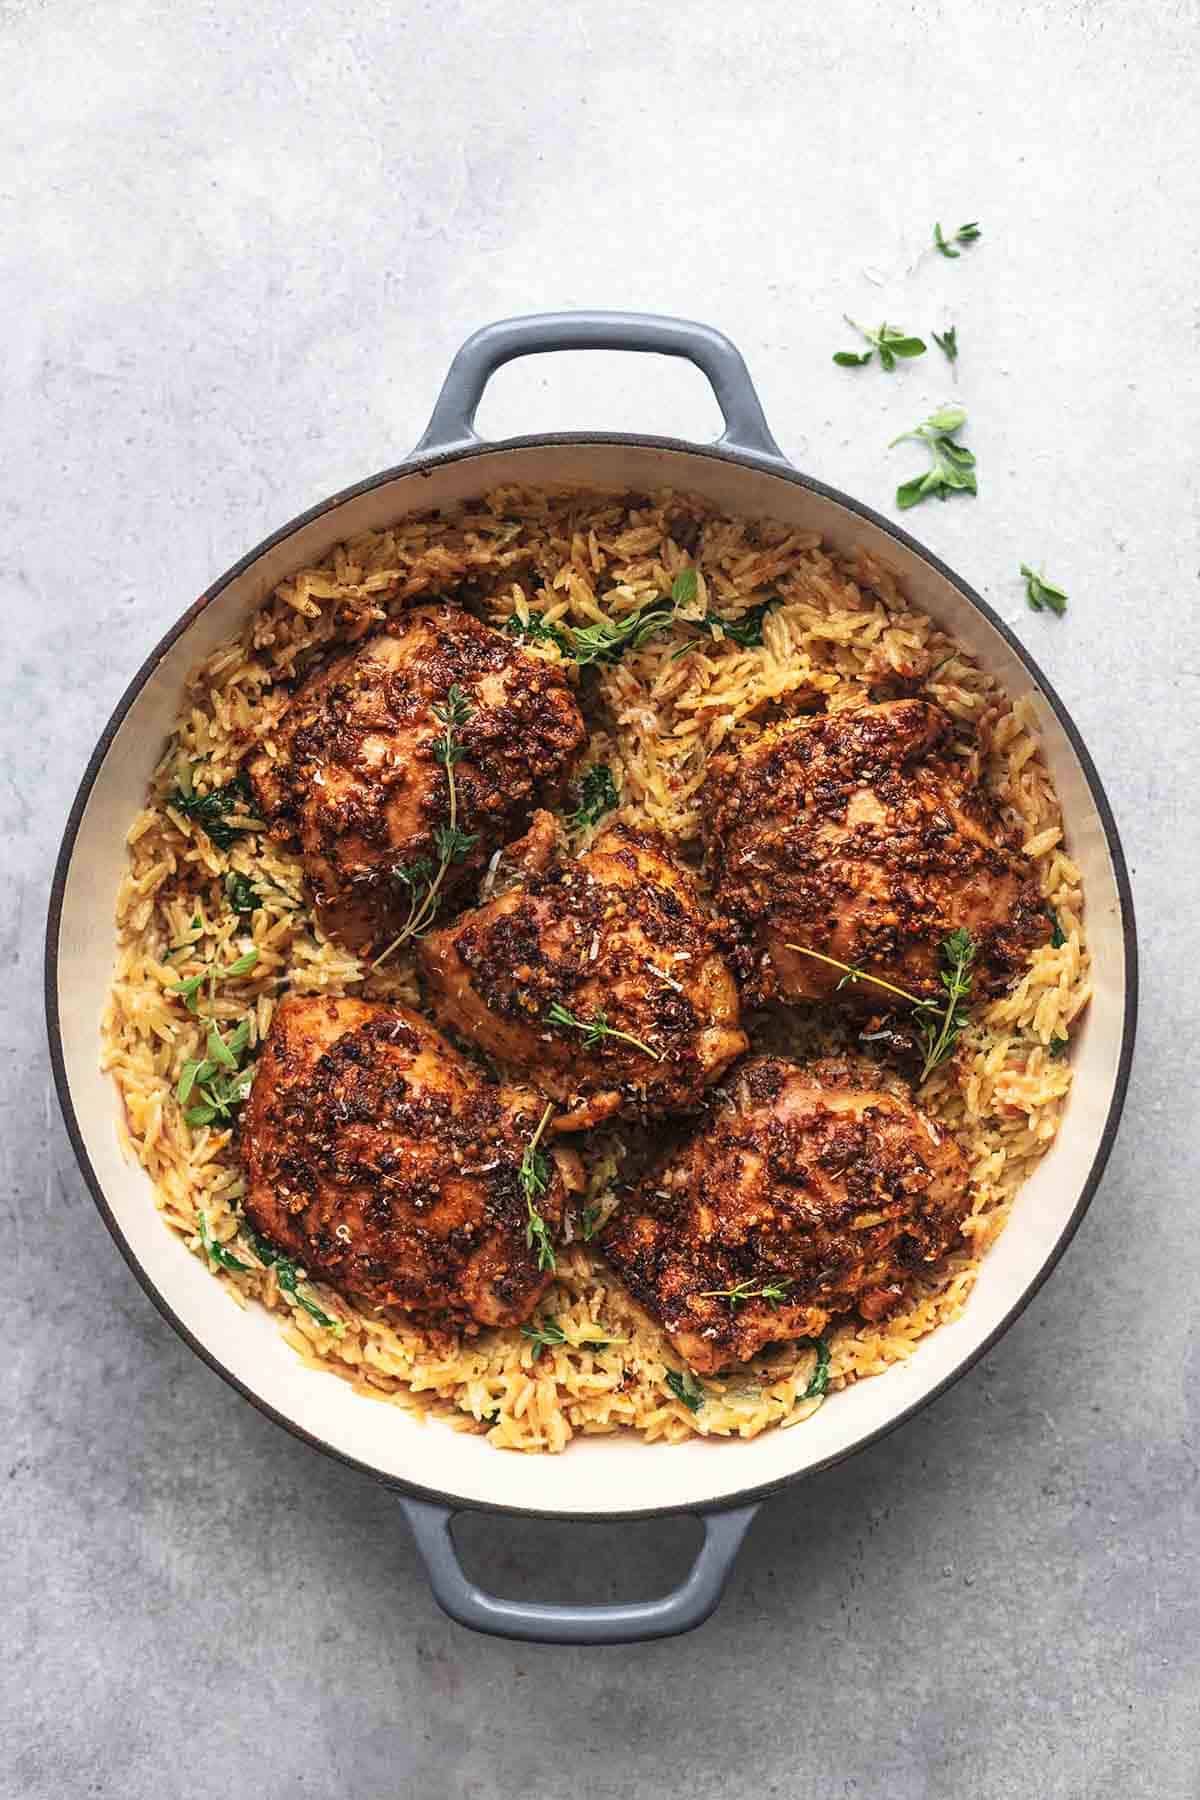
[372,685,477,968]
[519,1102,557,1272]
[544,1001,661,1062]
[700,1277,795,1310]
[784,930,977,1081]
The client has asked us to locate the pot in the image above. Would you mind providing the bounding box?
[46,312,1137,1644]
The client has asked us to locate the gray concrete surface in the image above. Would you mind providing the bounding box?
[3,0,1198,1794]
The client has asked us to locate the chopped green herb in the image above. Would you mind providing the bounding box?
[519,1102,557,1273]
[1049,1034,1070,1059]
[671,568,699,607]
[196,1208,251,1275]
[579,1204,603,1241]
[932,325,958,365]
[566,764,619,834]
[248,1232,345,1334]
[798,1336,832,1400]
[169,946,259,1014]
[891,404,977,509]
[521,1317,567,1360]
[545,1000,660,1062]
[169,770,255,850]
[224,871,258,914]
[1050,911,1067,949]
[665,1368,706,1413]
[177,1015,256,1128]
[671,598,780,659]
[482,1408,501,1426]
[373,687,476,966]
[568,601,677,669]
[700,1277,795,1310]
[1021,564,1069,617]
[504,610,572,654]
[838,318,927,372]
[933,221,981,259]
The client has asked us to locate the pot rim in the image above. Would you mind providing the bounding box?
[45,429,1138,1521]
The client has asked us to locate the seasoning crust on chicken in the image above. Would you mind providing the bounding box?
[241,996,577,1332]
[249,604,586,953]
[418,820,748,1131]
[704,698,1050,1008]
[599,1056,970,1373]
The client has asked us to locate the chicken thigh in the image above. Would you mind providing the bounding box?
[418,821,748,1130]
[704,698,1050,1007]
[249,604,586,953]
[241,996,576,1332]
[600,1056,970,1372]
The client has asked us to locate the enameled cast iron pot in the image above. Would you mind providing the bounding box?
[46,313,1137,1645]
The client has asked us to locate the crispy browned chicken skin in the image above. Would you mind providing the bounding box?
[241,996,577,1332]
[418,821,748,1131]
[600,1056,970,1373]
[704,698,1050,1007]
[248,605,586,953]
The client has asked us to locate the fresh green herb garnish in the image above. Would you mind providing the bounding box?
[176,1016,256,1127]
[1049,1034,1070,1059]
[373,686,477,967]
[169,947,259,1014]
[1021,564,1068,617]
[568,601,677,669]
[836,318,927,372]
[248,1232,345,1334]
[566,764,619,834]
[544,1000,661,1062]
[798,1336,832,1400]
[504,610,572,653]
[913,928,976,1081]
[783,931,976,1083]
[224,871,258,914]
[672,597,780,658]
[665,1369,706,1413]
[700,1277,795,1310]
[519,1102,557,1273]
[932,325,958,365]
[521,1317,567,1360]
[671,568,699,607]
[933,221,981,259]
[891,405,977,509]
[1050,911,1067,949]
[169,770,255,850]
[196,1207,251,1274]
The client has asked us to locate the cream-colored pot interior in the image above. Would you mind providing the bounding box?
[52,441,1131,1518]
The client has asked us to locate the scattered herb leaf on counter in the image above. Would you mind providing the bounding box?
[519,1102,557,1273]
[798,1336,832,1400]
[169,768,256,850]
[566,764,619,834]
[932,325,959,365]
[545,1001,661,1062]
[1021,564,1069,617]
[891,404,977,509]
[838,317,927,372]
[833,349,874,368]
[521,1317,567,1360]
[665,1369,707,1413]
[933,221,981,259]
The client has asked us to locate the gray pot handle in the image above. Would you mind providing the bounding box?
[412,311,784,462]
[399,1495,759,1644]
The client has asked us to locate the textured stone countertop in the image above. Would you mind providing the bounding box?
[4,1,1197,1795]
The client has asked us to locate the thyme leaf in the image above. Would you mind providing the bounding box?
[544,1000,661,1062]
